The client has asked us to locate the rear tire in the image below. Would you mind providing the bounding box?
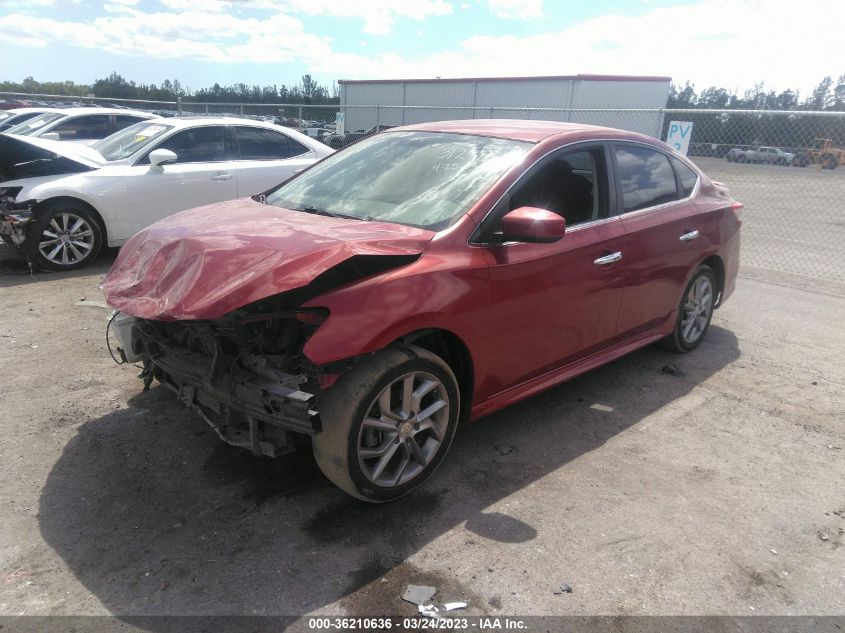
[821,153,838,170]
[312,345,460,503]
[660,265,717,353]
[27,201,103,271]
[736,154,746,163]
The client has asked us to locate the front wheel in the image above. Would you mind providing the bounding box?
[661,265,717,353]
[312,345,460,502]
[27,202,103,271]
[736,154,746,163]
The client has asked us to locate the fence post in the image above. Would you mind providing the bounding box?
[656,108,665,140]
[177,96,182,115]
[376,105,381,127]
[204,104,209,114]
[239,104,244,115]
[298,105,303,123]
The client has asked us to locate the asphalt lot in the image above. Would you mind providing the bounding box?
[0,242,843,630]
[690,157,845,283]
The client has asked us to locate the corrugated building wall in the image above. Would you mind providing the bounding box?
[339,74,671,136]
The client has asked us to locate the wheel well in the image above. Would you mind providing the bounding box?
[34,197,108,244]
[399,329,474,422]
[701,255,725,305]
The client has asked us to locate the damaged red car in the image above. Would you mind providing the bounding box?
[103,120,741,502]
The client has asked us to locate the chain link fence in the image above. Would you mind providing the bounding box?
[3,91,844,283]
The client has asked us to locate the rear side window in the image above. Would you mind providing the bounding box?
[52,115,111,140]
[671,157,699,197]
[614,145,679,212]
[143,126,227,164]
[234,126,309,160]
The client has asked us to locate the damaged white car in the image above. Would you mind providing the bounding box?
[0,118,333,270]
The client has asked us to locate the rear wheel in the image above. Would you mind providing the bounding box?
[28,202,103,271]
[661,265,717,353]
[736,154,746,163]
[312,345,460,503]
[821,153,838,170]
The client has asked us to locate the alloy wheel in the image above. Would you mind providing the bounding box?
[681,275,714,345]
[357,370,450,488]
[38,212,95,266]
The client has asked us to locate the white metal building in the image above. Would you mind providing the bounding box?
[338,74,671,136]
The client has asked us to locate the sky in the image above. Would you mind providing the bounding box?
[0,0,842,96]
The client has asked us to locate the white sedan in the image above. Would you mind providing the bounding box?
[0,117,334,269]
[2,107,158,145]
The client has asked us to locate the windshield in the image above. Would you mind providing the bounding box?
[93,121,173,161]
[265,131,529,231]
[5,112,65,135]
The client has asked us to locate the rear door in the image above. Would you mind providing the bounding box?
[231,125,316,196]
[122,125,237,234]
[478,143,628,394]
[612,143,708,338]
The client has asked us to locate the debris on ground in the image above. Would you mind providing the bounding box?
[662,363,685,377]
[402,584,436,606]
[495,445,515,456]
[770,549,778,555]
[418,604,441,619]
[443,602,467,611]
[589,403,614,412]
[553,583,573,595]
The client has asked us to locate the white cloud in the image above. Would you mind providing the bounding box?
[158,0,230,12]
[262,0,454,35]
[487,0,543,19]
[0,0,841,96]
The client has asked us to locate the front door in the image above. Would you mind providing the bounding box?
[124,125,238,234]
[477,144,628,395]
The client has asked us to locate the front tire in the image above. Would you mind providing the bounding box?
[661,265,717,353]
[736,154,746,163]
[28,202,103,271]
[312,345,460,503]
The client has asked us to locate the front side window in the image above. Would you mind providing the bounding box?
[614,145,679,212]
[508,148,604,227]
[142,126,227,164]
[265,131,529,231]
[234,126,309,160]
[51,115,111,140]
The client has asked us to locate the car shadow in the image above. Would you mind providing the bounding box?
[0,245,117,288]
[38,327,739,627]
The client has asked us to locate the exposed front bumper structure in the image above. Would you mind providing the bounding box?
[120,316,321,457]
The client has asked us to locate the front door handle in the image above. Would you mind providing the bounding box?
[211,173,232,181]
[594,251,622,265]
[680,229,699,242]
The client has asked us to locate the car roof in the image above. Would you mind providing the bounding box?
[5,107,67,115]
[391,119,654,144]
[158,116,296,129]
[40,107,157,117]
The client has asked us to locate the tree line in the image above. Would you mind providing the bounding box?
[0,72,339,106]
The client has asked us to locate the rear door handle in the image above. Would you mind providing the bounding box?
[680,229,699,241]
[594,251,622,265]
[211,173,232,181]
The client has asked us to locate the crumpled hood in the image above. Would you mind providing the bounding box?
[0,134,103,183]
[102,198,435,320]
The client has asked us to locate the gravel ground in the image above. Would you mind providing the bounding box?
[0,243,843,630]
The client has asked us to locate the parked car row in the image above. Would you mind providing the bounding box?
[0,114,333,269]
[725,145,795,165]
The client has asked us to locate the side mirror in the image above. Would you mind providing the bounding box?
[501,207,566,243]
[41,132,61,141]
[149,148,177,167]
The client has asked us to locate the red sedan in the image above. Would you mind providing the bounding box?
[103,120,741,502]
